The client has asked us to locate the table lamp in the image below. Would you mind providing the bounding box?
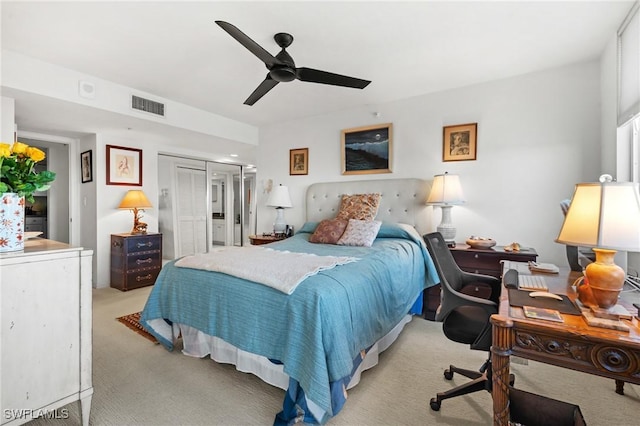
[555,176,640,312]
[427,172,465,246]
[266,184,292,235]
[118,189,153,234]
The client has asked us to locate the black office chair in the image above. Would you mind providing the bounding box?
[423,232,510,411]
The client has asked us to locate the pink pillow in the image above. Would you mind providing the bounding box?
[336,193,381,221]
[308,219,349,244]
[337,219,382,247]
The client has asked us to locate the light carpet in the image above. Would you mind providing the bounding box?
[29,286,639,425]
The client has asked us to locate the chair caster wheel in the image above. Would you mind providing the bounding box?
[444,369,453,380]
[430,398,441,411]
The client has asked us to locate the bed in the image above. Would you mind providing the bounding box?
[140,178,439,424]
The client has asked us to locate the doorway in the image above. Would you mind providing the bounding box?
[20,137,70,243]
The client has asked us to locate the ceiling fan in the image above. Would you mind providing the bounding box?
[215,21,371,105]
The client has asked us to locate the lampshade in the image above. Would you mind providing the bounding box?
[118,190,152,234]
[427,173,465,245]
[427,173,466,205]
[118,190,153,209]
[267,185,293,208]
[266,184,292,235]
[556,179,640,311]
[555,181,640,251]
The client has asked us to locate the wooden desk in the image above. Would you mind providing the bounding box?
[490,269,640,425]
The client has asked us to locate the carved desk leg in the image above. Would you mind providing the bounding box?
[491,314,514,426]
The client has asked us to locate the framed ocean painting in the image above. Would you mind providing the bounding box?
[341,123,393,175]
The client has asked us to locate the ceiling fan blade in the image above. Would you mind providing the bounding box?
[244,74,279,105]
[216,21,281,67]
[296,67,371,89]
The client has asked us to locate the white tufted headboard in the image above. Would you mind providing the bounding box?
[305,178,432,234]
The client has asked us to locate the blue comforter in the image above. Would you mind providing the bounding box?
[140,222,438,423]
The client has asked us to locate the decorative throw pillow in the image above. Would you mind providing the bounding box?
[337,219,382,247]
[336,193,381,221]
[308,218,349,244]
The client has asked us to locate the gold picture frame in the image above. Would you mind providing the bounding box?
[443,123,477,162]
[341,123,392,175]
[290,148,309,175]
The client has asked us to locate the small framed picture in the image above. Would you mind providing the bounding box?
[443,123,477,162]
[106,145,142,186]
[80,150,93,183]
[290,148,309,175]
[341,123,392,175]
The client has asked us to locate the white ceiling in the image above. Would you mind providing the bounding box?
[1,1,636,141]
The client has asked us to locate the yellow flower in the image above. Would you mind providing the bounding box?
[26,147,46,162]
[0,143,11,158]
[11,141,28,155]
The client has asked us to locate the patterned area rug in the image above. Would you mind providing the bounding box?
[116,312,158,344]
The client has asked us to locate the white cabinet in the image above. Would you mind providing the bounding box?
[212,219,225,244]
[1,239,93,425]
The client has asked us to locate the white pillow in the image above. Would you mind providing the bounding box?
[337,219,382,247]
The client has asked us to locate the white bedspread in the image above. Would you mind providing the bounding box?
[174,246,357,294]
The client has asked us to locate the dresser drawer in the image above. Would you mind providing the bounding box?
[116,234,162,254]
[450,245,538,277]
[124,268,161,290]
[125,251,161,270]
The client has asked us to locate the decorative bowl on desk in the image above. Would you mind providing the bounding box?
[466,237,496,249]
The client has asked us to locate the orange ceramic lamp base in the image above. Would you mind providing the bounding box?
[583,248,626,310]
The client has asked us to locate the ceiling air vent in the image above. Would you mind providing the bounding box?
[131,95,165,117]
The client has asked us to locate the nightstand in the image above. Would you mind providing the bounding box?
[110,233,163,291]
[423,243,538,320]
[249,234,287,245]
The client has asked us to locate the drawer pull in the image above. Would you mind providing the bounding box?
[137,242,153,248]
[136,258,153,265]
[136,274,152,282]
[474,254,479,259]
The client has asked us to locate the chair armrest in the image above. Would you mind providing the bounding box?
[460,272,501,303]
[436,280,498,321]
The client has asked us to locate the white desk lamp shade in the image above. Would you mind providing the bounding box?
[427,173,465,242]
[266,185,292,233]
[556,181,640,309]
[556,182,640,250]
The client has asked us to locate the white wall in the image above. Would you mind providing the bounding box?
[257,61,603,267]
[1,97,15,142]
[79,134,98,285]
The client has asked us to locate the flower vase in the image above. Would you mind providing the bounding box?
[0,193,25,252]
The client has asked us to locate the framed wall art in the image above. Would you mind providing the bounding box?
[290,148,309,175]
[80,150,93,183]
[443,123,477,162]
[106,145,142,186]
[341,123,392,175]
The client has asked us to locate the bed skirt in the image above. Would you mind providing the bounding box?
[177,314,414,424]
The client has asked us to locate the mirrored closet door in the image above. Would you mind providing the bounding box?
[158,154,256,260]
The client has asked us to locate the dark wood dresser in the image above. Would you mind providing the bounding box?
[423,243,538,320]
[110,233,162,291]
